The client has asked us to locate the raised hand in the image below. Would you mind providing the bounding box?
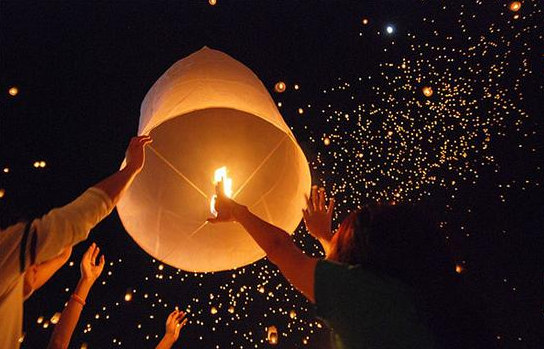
[207,181,239,223]
[302,186,335,252]
[163,309,188,344]
[125,135,152,174]
[80,243,105,283]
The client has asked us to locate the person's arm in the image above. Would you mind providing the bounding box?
[29,135,152,266]
[155,310,188,349]
[302,186,335,255]
[31,247,72,291]
[208,182,319,303]
[47,243,105,349]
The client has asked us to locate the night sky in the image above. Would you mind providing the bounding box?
[1,1,542,348]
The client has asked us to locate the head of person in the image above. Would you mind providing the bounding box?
[327,203,453,286]
[326,203,494,348]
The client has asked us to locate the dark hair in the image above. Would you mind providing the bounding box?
[327,203,495,349]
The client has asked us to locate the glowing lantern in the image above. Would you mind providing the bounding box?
[210,306,218,314]
[362,18,369,25]
[455,264,464,274]
[8,87,18,96]
[289,309,296,319]
[323,137,331,146]
[508,1,521,12]
[274,81,286,93]
[50,312,61,325]
[117,47,311,272]
[209,0,217,5]
[422,86,433,97]
[0,189,4,198]
[267,326,278,345]
[124,290,133,301]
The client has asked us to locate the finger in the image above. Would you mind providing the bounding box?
[304,194,313,214]
[92,246,100,264]
[179,318,188,328]
[83,243,94,260]
[98,255,106,270]
[175,312,185,323]
[302,209,310,224]
[167,311,176,323]
[327,198,335,215]
[318,188,325,211]
[311,186,318,211]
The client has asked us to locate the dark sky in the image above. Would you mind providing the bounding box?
[1,1,542,348]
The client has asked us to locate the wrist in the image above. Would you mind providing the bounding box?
[162,333,177,344]
[232,203,249,221]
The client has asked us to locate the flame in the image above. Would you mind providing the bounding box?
[210,166,233,216]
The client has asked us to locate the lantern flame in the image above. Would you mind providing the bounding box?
[210,166,233,216]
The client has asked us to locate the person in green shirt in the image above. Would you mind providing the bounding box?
[208,184,493,349]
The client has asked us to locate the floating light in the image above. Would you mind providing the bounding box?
[8,86,18,96]
[267,325,278,345]
[422,86,433,97]
[274,81,286,93]
[508,1,521,12]
[50,312,61,324]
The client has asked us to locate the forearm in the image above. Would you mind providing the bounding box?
[33,249,71,290]
[155,335,177,349]
[93,167,139,206]
[234,205,296,264]
[47,278,93,349]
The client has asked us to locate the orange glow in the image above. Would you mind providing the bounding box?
[209,0,217,5]
[362,18,369,25]
[8,86,18,96]
[508,1,521,12]
[422,86,433,97]
[274,81,286,93]
[455,264,464,274]
[323,137,331,146]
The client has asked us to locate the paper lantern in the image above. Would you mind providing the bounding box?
[422,86,433,97]
[117,47,311,272]
[508,1,521,12]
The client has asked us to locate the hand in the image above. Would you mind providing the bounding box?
[164,309,188,342]
[125,135,152,174]
[80,243,105,283]
[303,186,335,244]
[207,181,241,223]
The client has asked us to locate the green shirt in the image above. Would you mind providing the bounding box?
[314,259,439,349]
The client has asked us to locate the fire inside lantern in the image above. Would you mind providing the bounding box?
[210,166,233,216]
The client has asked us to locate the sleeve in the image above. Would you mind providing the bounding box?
[29,187,114,265]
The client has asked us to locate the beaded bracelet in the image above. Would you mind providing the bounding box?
[70,294,86,306]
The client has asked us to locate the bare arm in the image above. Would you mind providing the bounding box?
[302,186,335,255]
[208,182,318,303]
[47,243,104,349]
[32,247,72,291]
[93,135,152,205]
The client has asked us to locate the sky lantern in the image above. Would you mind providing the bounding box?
[422,86,433,97]
[362,18,369,25]
[508,1,521,12]
[274,81,286,93]
[117,47,311,272]
[8,86,18,96]
[208,0,217,5]
[267,326,278,345]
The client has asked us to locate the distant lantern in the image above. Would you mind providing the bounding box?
[297,108,304,114]
[508,1,521,12]
[50,312,61,325]
[0,188,5,198]
[228,305,235,313]
[289,309,296,319]
[422,86,433,97]
[124,290,133,301]
[386,25,394,34]
[267,325,278,345]
[39,161,46,168]
[210,306,218,315]
[33,161,40,168]
[323,137,331,146]
[362,18,369,25]
[8,86,18,96]
[209,0,217,5]
[294,84,300,90]
[3,167,9,173]
[274,81,286,93]
[455,264,464,274]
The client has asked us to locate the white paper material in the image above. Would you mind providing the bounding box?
[117,47,311,272]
